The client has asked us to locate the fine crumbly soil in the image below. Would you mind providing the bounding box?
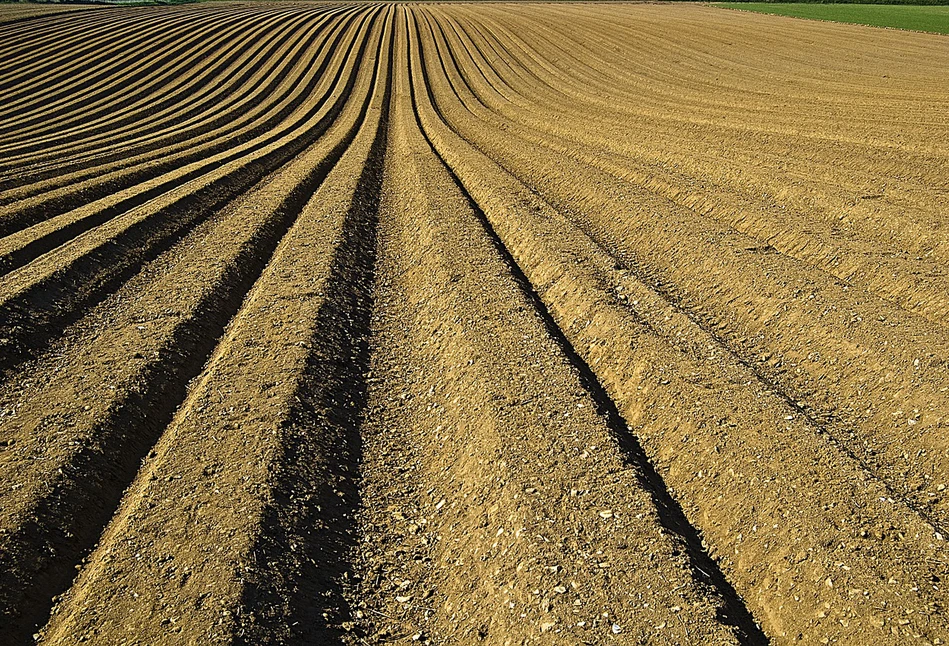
[0,3,97,25]
[0,3,947,645]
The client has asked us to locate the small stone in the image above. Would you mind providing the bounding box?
[599,510,613,519]
[553,586,567,594]
[540,621,556,632]
[396,595,412,603]
[612,623,622,634]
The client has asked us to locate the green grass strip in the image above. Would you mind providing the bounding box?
[715,3,949,34]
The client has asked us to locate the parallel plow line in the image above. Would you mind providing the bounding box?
[0,6,324,161]
[0,4,945,644]
[0,7,387,641]
[404,12,764,643]
[411,7,947,643]
[0,9,359,246]
[0,9,360,241]
[420,5,949,534]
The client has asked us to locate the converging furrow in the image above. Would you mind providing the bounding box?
[0,3,947,645]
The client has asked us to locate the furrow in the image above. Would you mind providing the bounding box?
[35,9,392,643]
[0,8,359,234]
[0,8,129,57]
[0,6,243,124]
[0,4,100,29]
[0,7,175,84]
[0,5,320,164]
[444,7,949,329]
[0,9,372,378]
[0,6,319,156]
[420,6,949,534]
[406,12,765,644]
[0,4,946,645]
[341,13,744,645]
[0,9,385,642]
[413,9,949,644]
[0,4,264,118]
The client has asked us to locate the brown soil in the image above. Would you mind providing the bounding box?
[0,3,947,645]
[0,3,97,26]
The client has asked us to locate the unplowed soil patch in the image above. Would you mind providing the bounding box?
[0,3,947,645]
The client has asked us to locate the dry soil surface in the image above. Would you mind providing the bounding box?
[0,3,947,645]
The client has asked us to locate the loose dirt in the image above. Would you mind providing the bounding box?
[0,3,947,645]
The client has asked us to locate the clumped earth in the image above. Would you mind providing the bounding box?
[0,2,947,645]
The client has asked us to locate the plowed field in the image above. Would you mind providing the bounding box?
[1,3,948,644]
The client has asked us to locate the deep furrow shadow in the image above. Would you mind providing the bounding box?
[407,14,768,642]
[234,17,393,644]
[0,12,373,383]
[0,13,384,640]
[453,164,770,646]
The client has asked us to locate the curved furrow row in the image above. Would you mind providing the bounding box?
[412,7,948,644]
[0,4,100,29]
[0,7,388,642]
[406,9,766,642]
[28,10,394,644]
[460,6,949,243]
[438,10,949,330]
[0,8,350,192]
[0,7,149,77]
[0,5,254,123]
[0,6,348,173]
[0,7,373,377]
[0,4,946,645]
[0,8,359,231]
[455,8,949,255]
[0,6,299,144]
[0,8,364,278]
[452,7,949,303]
[0,5,322,162]
[419,6,949,531]
[0,4,212,63]
[338,12,751,644]
[437,0,949,510]
[556,5,949,109]
[480,5,949,155]
[0,4,262,97]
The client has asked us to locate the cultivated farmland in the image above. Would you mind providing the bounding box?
[1,2,948,644]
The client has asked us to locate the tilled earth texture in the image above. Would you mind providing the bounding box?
[0,2,947,645]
